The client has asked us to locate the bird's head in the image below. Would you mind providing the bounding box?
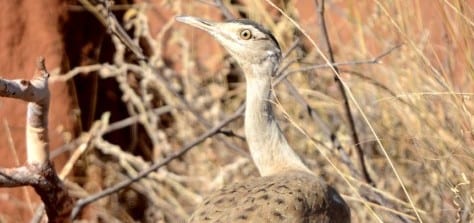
[176,16,282,76]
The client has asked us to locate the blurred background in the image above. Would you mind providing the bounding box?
[0,0,472,222]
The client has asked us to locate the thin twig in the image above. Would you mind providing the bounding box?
[276,44,402,82]
[77,0,145,60]
[214,0,234,20]
[103,105,174,135]
[315,0,374,186]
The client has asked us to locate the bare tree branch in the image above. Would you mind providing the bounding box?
[0,58,74,223]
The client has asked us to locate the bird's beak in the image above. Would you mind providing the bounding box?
[175,16,218,34]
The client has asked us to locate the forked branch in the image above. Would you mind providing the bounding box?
[0,58,73,223]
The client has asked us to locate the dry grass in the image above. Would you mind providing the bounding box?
[51,0,473,222]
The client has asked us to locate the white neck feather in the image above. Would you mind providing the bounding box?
[243,64,311,176]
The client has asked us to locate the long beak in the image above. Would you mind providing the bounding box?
[175,16,218,34]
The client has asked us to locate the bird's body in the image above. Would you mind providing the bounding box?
[176,16,350,223]
[189,170,349,223]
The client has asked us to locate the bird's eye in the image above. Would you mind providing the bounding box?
[239,29,252,40]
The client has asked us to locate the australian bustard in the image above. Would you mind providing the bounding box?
[176,15,350,223]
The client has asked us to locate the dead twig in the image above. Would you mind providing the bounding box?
[315,0,374,186]
[214,0,234,20]
[277,44,402,79]
[77,0,145,60]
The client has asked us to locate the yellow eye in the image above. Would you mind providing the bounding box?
[239,29,252,40]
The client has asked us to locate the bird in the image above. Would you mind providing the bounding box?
[176,15,351,223]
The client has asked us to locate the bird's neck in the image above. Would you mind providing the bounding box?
[243,64,311,176]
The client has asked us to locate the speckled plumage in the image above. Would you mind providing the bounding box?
[189,171,350,223]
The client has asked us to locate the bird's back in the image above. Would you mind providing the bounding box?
[189,170,350,223]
